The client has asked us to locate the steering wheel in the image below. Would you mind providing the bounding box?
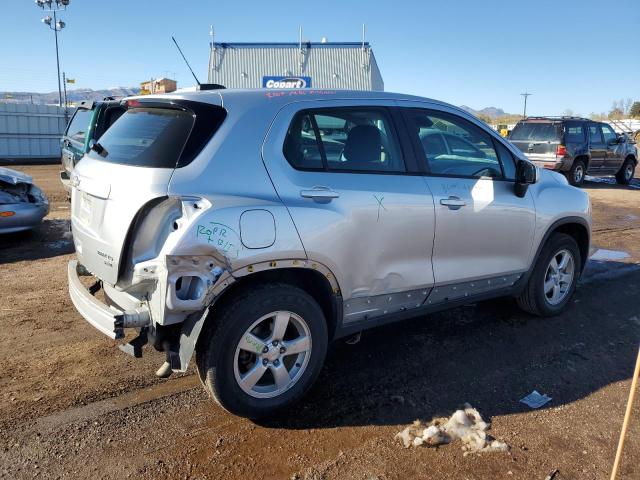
[470,167,499,178]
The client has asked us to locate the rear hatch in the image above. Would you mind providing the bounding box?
[71,98,226,285]
[508,121,562,159]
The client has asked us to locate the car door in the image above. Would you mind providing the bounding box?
[587,123,606,171]
[62,107,94,173]
[400,104,536,291]
[262,100,436,324]
[601,123,622,172]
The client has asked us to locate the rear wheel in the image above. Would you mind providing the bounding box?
[196,284,328,418]
[565,160,585,186]
[517,233,581,316]
[615,158,636,185]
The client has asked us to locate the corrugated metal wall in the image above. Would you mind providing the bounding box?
[0,103,69,161]
[209,43,384,91]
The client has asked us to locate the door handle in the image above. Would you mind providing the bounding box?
[300,187,340,200]
[440,196,466,210]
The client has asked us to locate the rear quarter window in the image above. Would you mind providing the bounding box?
[564,123,585,143]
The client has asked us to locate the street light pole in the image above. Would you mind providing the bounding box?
[53,10,62,107]
[521,92,532,118]
[36,0,69,108]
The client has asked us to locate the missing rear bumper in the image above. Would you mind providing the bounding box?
[68,260,151,340]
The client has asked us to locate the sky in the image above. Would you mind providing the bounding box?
[1,0,638,116]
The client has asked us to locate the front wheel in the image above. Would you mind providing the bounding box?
[196,284,328,418]
[517,233,581,316]
[615,158,636,185]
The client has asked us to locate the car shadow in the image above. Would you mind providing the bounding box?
[0,218,74,264]
[256,260,640,430]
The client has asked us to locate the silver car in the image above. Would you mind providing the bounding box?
[0,167,49,234]
[68,90,591,418]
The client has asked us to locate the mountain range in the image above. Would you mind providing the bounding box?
[1,87,141,105]
[1,88,515,119]
[459,105,512,119]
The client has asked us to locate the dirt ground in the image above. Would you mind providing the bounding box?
[1,165,639,480]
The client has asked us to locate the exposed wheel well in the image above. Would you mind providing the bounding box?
[624,154,637,166]
[208,268,340,339]
[573,155,589,170]
[550,222,590,271]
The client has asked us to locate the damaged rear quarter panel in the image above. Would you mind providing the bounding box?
[147,96,309,323]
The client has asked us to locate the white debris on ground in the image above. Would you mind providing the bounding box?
[395,404,508,455]
[589,249,630,261]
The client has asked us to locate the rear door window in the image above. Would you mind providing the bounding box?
[283,107,406,173]
[509,122,561,141]
[66,108,93,145]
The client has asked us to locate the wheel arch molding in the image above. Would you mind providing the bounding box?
[175,259,342,373]
[532,217,590,275]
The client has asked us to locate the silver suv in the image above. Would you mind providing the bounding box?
[68,90,591,418]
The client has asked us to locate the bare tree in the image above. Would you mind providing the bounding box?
[623,98,633,116]
[563,109,574,117]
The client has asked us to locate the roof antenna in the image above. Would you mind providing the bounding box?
[172,36,201,86]
[362,23,366,50]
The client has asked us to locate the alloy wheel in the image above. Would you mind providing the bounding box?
[625,163,634,181]
[573,165,584,184]
[233,311,312,399]
[543,249,575,305]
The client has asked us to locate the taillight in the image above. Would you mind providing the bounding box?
[556,145,567,156]
[124,99,142,108]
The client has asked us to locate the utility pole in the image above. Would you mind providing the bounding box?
[521,92,532,118]
[62,72,68,108]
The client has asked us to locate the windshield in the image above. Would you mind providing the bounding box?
[87,107,194,168]
[509,122,561,142]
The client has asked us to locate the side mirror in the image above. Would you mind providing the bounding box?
[515,159,537,197]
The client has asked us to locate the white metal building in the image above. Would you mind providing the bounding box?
[208,42,384,91]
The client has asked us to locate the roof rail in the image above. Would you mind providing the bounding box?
[523,115,591,121]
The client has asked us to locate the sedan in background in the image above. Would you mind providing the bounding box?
[0,167,49,234]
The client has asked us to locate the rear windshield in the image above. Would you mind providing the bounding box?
[88,108,194,168]
[509,122,561,142]
[87,101,226,168]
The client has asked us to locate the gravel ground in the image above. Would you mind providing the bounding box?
[0,165,639,479]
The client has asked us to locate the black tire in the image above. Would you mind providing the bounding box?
[196,283,328,419]
[517,233,581,316]
[615,157,636,185]
[565,159,586,186]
